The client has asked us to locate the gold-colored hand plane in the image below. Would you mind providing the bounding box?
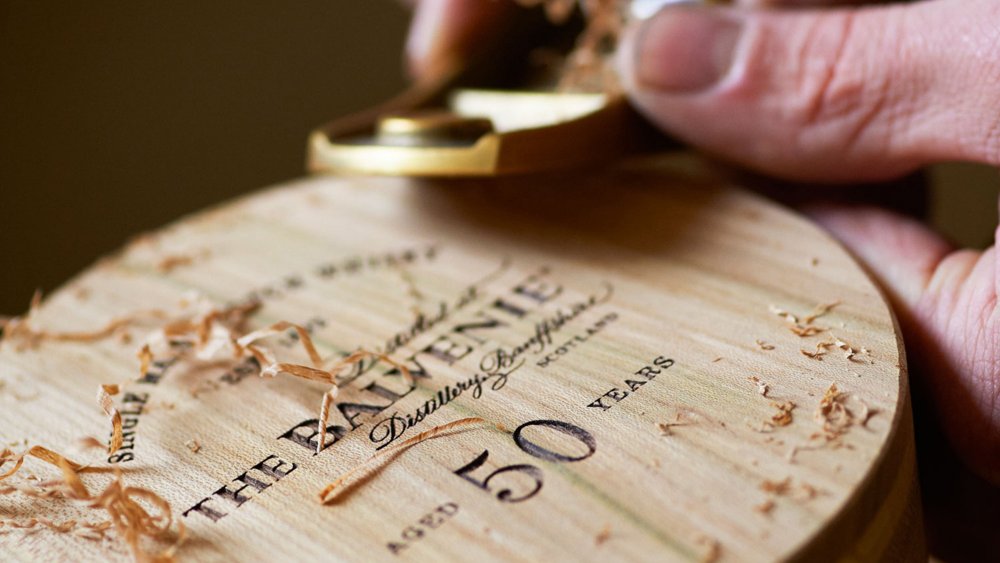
[307,2,671,177]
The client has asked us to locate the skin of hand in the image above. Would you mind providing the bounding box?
[407,0,1000,555]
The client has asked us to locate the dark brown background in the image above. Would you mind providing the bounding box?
[1,2,997,314]
[0,2,410,312]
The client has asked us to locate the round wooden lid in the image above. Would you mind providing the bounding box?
[0,165,922,561]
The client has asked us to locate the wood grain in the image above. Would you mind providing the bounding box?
[0,163,923,562]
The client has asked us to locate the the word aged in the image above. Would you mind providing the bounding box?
[386,502,459,555]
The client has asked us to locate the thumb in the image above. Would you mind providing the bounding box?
[617,0,1000,182]
[805,203,1000,483]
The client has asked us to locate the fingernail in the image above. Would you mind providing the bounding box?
[632,6,743,93]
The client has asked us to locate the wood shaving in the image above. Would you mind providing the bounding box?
[594,523,612,546]
[798,483,818,500]
[1,445,97,482]
[0,518,112,541]
[754,499,775,515]
[184,440,200,454]
[1,442,183,561]
[801,335,872,364]
[99,297,415,456]
[656,414,688,436]
[155,249,210,273]
[759,477,792,495]
[815,383,853,439]
[800,340,835,360]
[98,384,124,454]
[318,417,485,504]
[760,477,821,502]
[769,300,840,338]
[769,401,796,427]
[857,397,879,428]
[696,535,721,563]
[156,255,193,273]
[748,376,769,397]
[514,0,625,92]
[755,339,774,351]
[0,291,169,351]
[802,301,840,325]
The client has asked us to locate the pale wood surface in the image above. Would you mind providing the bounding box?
[0,164,921,561]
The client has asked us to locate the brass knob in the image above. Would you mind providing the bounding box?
[376,110,494,147]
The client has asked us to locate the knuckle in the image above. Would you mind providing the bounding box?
[780,11,906,159]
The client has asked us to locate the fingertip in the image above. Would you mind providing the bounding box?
[617,5,743,96]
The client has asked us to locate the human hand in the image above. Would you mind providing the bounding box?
[622,0,1000,488]
[406,0,1000,533]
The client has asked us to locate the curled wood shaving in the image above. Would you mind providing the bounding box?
[696,535,721,563]
[754,339,774,351]
[769,300,840,338]
[856,397,879,429]
[99,385,124,454]
[1,443,184,562]
[310,349,415,455]
[830,336,873,364]
[769,401,796,427]
[594,523,612,546]
[0,291,169,351]
[759,477,792,495]
[109,297,415,456]
[754,499,775,515]
[656,413,688,436]
[0,445,97,482]
[155,250,209,274]
[800,340,834,360]
[815,383,853,438]
[800,335,872,363]
[514,0,625,92]
[138,345,153,378]
[184,440,200,454]
[760,477,821,501]
[747,376,769,397]
[237,321,323,366]
[318,417,485,504]
[91,472,187,562]
[156,255,193,273]
[802,301,841,325]
[0,518,113,541]
[798,483,818,500]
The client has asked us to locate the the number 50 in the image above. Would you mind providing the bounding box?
[454,419,596,503]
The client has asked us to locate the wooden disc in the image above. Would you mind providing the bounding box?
[0,165,924,561]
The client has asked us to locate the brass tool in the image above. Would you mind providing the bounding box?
[307,3,669,177]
